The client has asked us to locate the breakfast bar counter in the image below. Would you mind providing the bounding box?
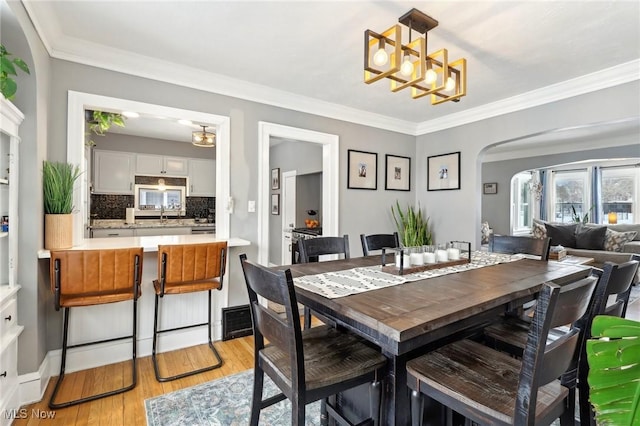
[38,234,250,375]
[37,234,249,258]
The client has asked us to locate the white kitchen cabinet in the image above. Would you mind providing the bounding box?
[0,96,23,425]
[91,228,135,238]
[93,150,135,194]
[136,154,188,176]
[188,159,216,196]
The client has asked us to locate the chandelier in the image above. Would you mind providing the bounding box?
[192,125,215,147]
[364,8,467,105]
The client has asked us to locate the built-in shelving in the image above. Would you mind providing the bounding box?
[0,95,23,426]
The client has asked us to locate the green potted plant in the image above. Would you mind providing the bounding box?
[587,315,640,426]
[43,161,81,249]
[85,110,126,146]
[0,44,30,100]
[391,200,432,247]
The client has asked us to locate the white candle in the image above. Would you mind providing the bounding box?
[447,248,460,260]
[410,253,424,266]
[436,249,449,262]
[396,254,411,268]
[423,252,436,264]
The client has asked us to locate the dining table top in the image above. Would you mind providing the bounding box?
[273,255,592,356]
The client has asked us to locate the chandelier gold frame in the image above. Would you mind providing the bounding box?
[364,8,467,105]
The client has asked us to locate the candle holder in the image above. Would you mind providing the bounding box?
[382,241,471,275]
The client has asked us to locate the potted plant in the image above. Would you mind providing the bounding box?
[0,44,30,100]
[391,200,432,247]
[85,110,126,146]
[587,315,640,426]
[43,161,81,249]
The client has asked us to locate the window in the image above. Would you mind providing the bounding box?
[511,172,533,234]
[552,170,589,223]
[601,166,638,224]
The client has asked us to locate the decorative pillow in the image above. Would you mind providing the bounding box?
[481,222,491,244]
[531,222,547,239]
[545,223,578,247]
[604,228,637,252]
[575,224,606,250]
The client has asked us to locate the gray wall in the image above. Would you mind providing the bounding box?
[416,81,640,249]
[268,140,323,264]
[481,145,640,236]
[99,132,215,159]
[296,172,322,227]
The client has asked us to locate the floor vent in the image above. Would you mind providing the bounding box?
[222,305,253,341]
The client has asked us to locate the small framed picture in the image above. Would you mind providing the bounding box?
[348,149,377,190]
[483,182,498,194]
[427,151,461,191]
[385,154,410,191]
[271,168,280,190]
[271,194,280,215]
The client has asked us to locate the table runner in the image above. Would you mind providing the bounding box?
[293,251,526,299]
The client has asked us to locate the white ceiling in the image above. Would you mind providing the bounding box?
[22,1,640,139]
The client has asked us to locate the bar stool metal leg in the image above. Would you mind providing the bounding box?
[49,299,138,409]
[152,289,223,382]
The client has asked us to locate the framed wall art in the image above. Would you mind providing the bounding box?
[271,168,280,190]
[271,193,280,215]
[347,149,377,190]
[483,182,498,194]
[427,151,461,191]
[385,154,410,191]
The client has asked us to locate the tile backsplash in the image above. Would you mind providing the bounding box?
[90,194,214,220]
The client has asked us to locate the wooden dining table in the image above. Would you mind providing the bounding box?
[272,255,592,426]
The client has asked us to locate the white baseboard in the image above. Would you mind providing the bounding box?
[17,323,221,407]
[18,356,51,407]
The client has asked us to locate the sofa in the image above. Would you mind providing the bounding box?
[532,219,640,280]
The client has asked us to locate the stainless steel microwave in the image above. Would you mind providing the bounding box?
[134,184,186,216]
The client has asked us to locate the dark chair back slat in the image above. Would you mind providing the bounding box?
[488,234,551,260]
[298,235,350,263]
[360,232,399,256]
[516,275,597,423]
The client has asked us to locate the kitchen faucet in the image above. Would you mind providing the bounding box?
[160,206,166,224]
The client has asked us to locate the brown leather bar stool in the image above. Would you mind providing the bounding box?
[152,242,227,382]
[49,247,143,409]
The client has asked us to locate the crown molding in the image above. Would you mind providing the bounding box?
[415,59,640,135]
[44,33,420,135]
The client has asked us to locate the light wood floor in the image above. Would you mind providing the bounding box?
[13,337,255,426]
[13,297,640,425]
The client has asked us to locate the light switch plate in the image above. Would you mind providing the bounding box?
[248,200,256,212]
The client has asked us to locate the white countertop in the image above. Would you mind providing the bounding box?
[38,234,250,259]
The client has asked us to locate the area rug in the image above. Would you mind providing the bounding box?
[145,369,320,426]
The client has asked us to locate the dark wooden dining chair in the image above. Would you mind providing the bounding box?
[488,234,551,260]
[298,235,350,329]
[239,254,387,426]
[152,242,227,381]
[483,258,638,425]
[298,234,350,263]
[360,232,400,256]
[49,248,143,409]
[407,274,597,426]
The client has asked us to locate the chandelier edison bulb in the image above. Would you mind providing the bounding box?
[373,47,389,66]
[425,68,437,84]
[400,55,414,76]
[445,76,455,91]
